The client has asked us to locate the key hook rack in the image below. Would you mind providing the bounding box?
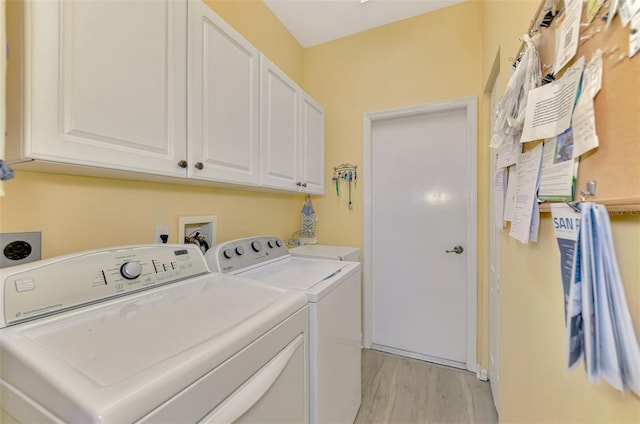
[332,163,358,210]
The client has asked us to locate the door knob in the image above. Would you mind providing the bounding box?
[445,245,464,254]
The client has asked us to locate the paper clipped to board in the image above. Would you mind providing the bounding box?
[539,129,578,202]
[508,143,543,244]
[520,57,585,144]
[553,0,582,73]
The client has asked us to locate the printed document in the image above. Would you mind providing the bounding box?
[494,168,507,229]
[572,51,602,157]
[539,129,578,201]
[619,0,640,27]
[496,138,521,169]
[550,203,581,324]
[503,165,518,222]
[509,143,543,243]
[520,57,585,143]
[553,0,582,73]
[572,100,600,157]
[563,203,640,396]
[631,12,640,58]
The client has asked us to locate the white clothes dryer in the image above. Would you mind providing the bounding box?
[206,236,362,424]
[289,245,360,262]
[0,244,309,423]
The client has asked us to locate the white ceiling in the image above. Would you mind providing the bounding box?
[263,0,467,48]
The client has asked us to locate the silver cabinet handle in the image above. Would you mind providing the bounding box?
[445,245,464,254]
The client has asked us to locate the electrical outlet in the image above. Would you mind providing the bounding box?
[178,216,217,252]
[1,232,42,268]
[155,225,169,244]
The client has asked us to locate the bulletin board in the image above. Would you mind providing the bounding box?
[517,0,640,211]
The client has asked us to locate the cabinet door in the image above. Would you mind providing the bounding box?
[189,1,260,185]
[299,92,325,194]
[26,0,187,177]
[259,54,299,191]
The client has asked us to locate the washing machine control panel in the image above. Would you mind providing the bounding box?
[206,236,288,274]
[0,244,210,327]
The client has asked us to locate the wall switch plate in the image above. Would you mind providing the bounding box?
[0,232,42,268]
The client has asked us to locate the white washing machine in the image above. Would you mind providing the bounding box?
[289,245,360,262]
[0,244,309,423]
[206,236,362,424]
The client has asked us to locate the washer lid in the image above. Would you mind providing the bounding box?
[0,273,306,423]
[238,257,360,301]
[288,245,360,261]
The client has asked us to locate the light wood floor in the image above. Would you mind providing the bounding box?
[355,349,497,424]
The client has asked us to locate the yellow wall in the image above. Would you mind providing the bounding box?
[483,1,640,422]
[303,0,484,246]
[0,0,304,257]
[205,0,304,85]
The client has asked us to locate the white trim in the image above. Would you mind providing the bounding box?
[477,366,489,381]
[372,344,466,370]
[362,96,478,372]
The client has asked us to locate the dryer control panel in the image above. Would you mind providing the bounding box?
[206,236,289,274]
[0,244,209,327]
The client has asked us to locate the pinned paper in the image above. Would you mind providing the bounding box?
[572,100,600,157]
[553,0,582,73]
[509,143,543,244]
[630,12,640,58]
[496,137,522,168]
[619,0,640,27]
[520,57,585,143]
[539,130,578,202]
[587,0,605,23]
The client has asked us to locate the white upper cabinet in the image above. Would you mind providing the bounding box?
[188,0,260,185]
[260,55,325,194]
[259,54,299,191]
[7,0,323,193]
[299,92,325,194]
[10,0,188,177]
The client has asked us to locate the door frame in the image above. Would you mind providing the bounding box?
[362,96,478,372]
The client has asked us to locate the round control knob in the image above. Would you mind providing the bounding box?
[275,239,283,247]
[268,240,277,248]
[251,240,263,252]
[223,248,234,259]
[235,246,245,256]
[120,261,142,280]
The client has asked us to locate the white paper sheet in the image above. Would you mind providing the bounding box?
[630,12,640,58]
[496,139,521,169]
[581,50,603,101]
[520,57,585,143]
[553,0,582,73]
[539,131,577,201]
[619,0,640,27]
[494,168,507,229]
[504,165,518,222]
[509,143,543,243]
[572,99,600,157]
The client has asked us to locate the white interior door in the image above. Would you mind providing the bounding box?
[365,98,477,371]
[489,73,501,411]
